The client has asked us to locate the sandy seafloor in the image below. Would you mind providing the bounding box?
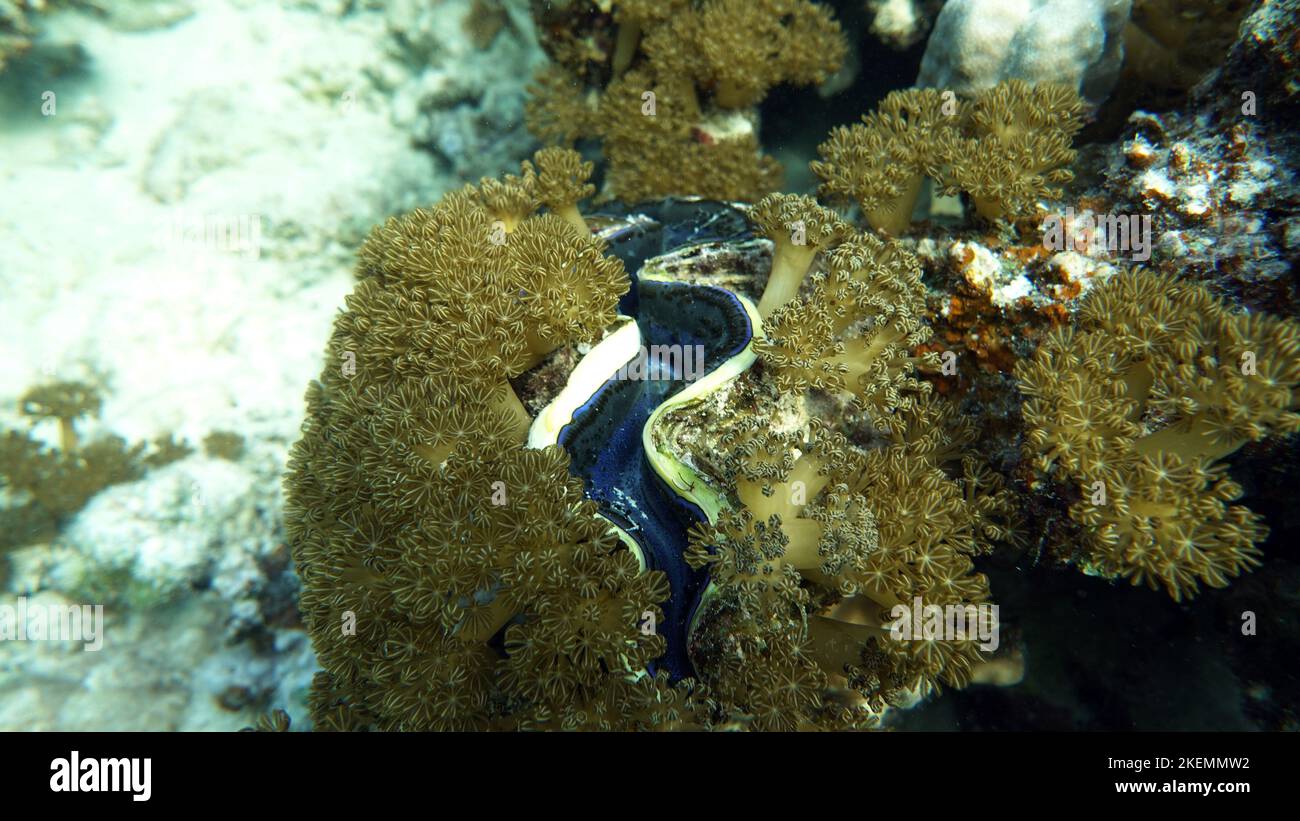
[0,0,544,730]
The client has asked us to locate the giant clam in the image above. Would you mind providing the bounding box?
[529,198,767,680]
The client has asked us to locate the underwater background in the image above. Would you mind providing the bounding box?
[0,0,1296,731]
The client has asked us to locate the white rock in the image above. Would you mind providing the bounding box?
[917,0,1131,104]
[0,592,318,730]
[49,458,277,608]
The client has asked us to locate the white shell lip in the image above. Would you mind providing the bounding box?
[522,280,766,662]
[527,317,640,449]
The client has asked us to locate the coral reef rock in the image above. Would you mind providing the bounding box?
[917,0,1132,104]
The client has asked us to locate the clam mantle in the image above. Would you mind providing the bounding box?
[530,199,765,680]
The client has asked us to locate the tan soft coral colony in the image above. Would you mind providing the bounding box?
[755,228,940,425]
[691,0,846,109]
[1018,270,1300,601]
[683,400,1015,722]
[939,80,1085,221]
[812,80,1085,231]
[665,198,1018,723]
[287,148,694,729]
[525,0,847,202]
[750,193,851,317]
[812,88,955,235]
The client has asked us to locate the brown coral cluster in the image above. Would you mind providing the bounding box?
[682,398,1015,724]
[525,0,847,202]
[754,221,941,427]
[685,0,846,109]
[350,147,621,423]
[0,381,195,569]
[812,87,955,235]
[286,148,704,730]
[0,0,36,74]
[811,81,1085,232]
[748,192,851,317]
[940,81,1086,221]
[1018,269,1300,600]
[665,206,1019,724]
